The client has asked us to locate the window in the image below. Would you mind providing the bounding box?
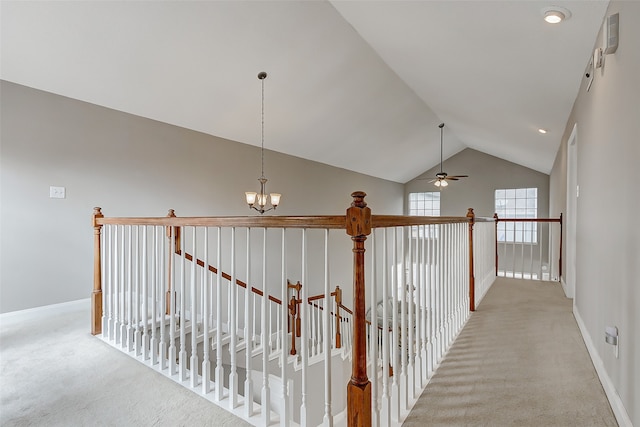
[495,188,537,243]
[408,192,439,238]
[408,192,440,216]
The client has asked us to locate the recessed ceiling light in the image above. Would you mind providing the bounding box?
[542,6,571,24]
[538,128,548,134]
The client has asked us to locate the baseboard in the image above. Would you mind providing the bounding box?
[573,307,633,427]
[0,298,89,325]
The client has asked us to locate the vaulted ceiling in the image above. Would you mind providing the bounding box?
[1,1,609,183]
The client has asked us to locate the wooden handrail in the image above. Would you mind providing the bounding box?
[96,215,347,228]
[176,249,282,305]
[371,215,470,228]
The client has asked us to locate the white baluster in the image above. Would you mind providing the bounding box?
[245,227,254,417]
[322,231,333,426]
[379,228,390,427]
[134,226,142,356]
[190,227,199,388]
[399,226,408,413]
[105,225,113,341]
[215,227,224,402]
[202,227,211,394]
[280,229,290,427]
[150,227,158,365]
[159,226,167,371]
[428,224,435,368]
[390,227,400,422]
[261,228,271,425]
[370,232,379,426]
[415,226,423,390]
[229,227,238,408]
[120,225,127,347]
[113,225,121,344]
[299,229,309,426]
[142,226,150,360]
[126,226,134,351]
[407,227,415,401]
[168,225,177,376]
[179,227,187,382]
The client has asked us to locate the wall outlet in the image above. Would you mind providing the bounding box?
[49,186,66,199]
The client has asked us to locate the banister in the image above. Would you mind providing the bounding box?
[92,197,491,425]
[493,213,563,282]
[371,215,470,228]
[96,215,347,228]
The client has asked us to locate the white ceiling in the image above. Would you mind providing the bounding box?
[0,1,609,183]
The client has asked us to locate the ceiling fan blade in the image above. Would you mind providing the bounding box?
[446,177,459,181]
[447,175,469,179]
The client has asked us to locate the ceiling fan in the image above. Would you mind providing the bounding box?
[426,123,468,188]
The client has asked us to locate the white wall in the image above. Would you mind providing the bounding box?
[0,81,404,313]
[550,2,639,425]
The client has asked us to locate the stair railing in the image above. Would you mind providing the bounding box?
[493,214,562,281]
[91,193,495,427]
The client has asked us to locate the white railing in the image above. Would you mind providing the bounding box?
[91,195,494,427]
[363,222,470,425]
[473,218,497,307]
[494,215,562,281]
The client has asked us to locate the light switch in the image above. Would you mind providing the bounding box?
[50,186,66,199]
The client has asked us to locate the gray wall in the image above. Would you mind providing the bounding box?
[0,81,404,313]
[550,2,639,424]
[405,148,550,218]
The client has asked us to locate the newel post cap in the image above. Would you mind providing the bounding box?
[92,207,103,227]
[346,191,371,237]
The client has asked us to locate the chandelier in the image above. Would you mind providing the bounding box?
[245,72,281,214]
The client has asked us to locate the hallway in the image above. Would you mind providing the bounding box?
[404,278,617,426]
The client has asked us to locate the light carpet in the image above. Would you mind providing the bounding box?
[403,278,618,427]
[0,300,250,427]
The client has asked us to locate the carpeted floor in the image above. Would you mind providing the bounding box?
[1,279,618,427]
[0,300,250,427]
[403,278,618,427]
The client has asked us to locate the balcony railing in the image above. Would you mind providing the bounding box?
[90,192,508,426]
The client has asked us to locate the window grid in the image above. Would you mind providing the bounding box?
[408,192,439,238]
[408,192,440,217]
[495,188,538,243]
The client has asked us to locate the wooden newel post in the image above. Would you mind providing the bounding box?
[467,208,476,312]
[559,213,563,280]
[493,213,499,276]
[91,207,104,335]
[346,191,372,427]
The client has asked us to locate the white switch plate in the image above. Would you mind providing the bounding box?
[50,186,66,199]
